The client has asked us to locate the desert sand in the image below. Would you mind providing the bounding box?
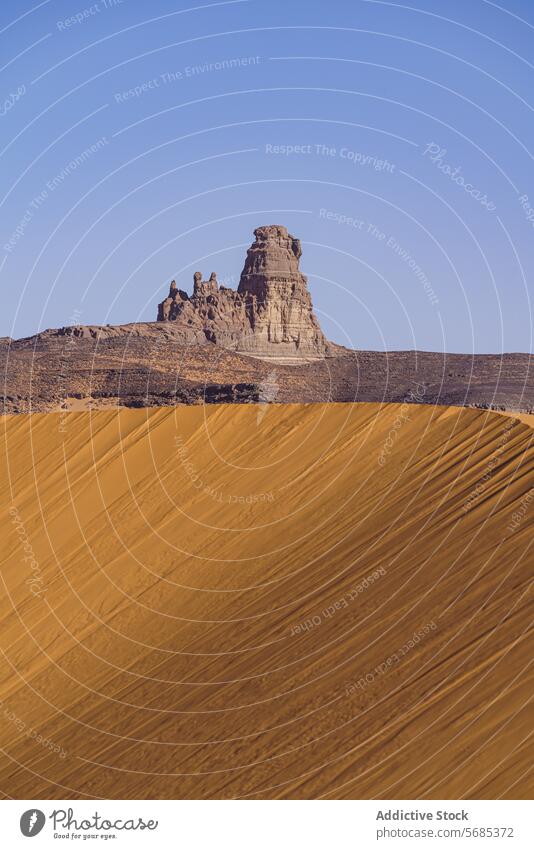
[0,402,532,799]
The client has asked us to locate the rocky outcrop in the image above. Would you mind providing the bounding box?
[157,225,329,359]
[2,328,534,413]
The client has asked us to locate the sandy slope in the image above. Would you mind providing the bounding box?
[0,403,532,800]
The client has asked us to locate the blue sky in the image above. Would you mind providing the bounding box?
[1,0,533,352]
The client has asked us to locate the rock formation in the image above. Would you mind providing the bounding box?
[157,225,329,359]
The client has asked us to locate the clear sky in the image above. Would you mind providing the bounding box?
[1,0,533,353]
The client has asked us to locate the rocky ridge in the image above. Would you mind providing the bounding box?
[1,224,533,414]
[157,225,330,359]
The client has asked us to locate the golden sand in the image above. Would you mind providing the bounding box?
[0,403,532,799]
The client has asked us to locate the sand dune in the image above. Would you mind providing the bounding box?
[0,402,532,799]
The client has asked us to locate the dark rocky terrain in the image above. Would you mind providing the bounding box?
[1,223,532,414]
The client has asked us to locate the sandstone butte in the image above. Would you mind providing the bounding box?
[1,223,533,415]
[0,402,532,799]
